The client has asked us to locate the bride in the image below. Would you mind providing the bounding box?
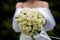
[12,0,56,40]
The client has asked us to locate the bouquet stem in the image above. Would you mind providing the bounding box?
[31,36,35,40]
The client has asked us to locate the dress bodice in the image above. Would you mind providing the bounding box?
[12,8,56,40]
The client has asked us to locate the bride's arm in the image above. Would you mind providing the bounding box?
[12,2,23,32]
[12,8,22,32]
[43,8,56,31]
[41,2,56,31]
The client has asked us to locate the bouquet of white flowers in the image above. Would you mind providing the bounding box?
[15,8,45,40]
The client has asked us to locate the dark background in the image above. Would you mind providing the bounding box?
[0,0,60,40]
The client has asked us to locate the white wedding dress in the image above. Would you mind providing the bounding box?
[12,8,56,40]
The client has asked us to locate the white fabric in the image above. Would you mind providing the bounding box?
[12,8,56,40]
[12,8,22,32]
[20,27,51,40]
[37,8,56,31]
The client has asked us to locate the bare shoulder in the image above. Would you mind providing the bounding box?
[38,1,49,8]
[16,2,23,9]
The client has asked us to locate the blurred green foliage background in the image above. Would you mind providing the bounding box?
[0,0,60,40]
